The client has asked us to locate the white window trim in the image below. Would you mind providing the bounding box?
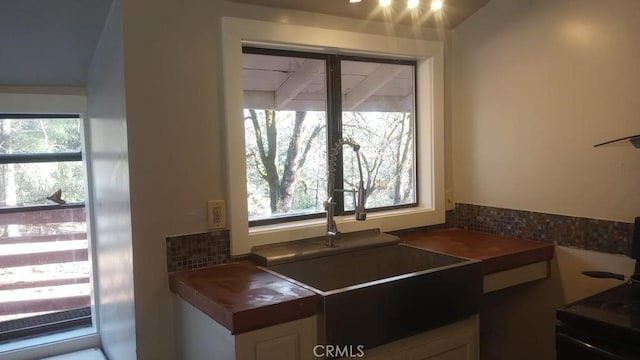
[0,92,100,358]
[221,17,445,255]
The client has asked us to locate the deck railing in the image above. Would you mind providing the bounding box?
[0,205,90,325]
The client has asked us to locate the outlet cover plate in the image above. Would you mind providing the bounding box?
[207,200,226,229]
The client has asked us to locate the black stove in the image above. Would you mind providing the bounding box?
[556,217,640,359]
[559,283,640,330]
[557,284,640,359]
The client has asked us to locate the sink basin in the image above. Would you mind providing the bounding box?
[256,240,482,350]
[250,228,401,266]
[266,244,470,293]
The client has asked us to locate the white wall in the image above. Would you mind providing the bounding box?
[452,0,640,223]
[556,246,636,303]
[118,1,449,358]
[106,0,640,358]
[453,2,640,359]
[86,0,136,358]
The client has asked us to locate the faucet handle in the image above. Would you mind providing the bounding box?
[355,181,367,221]
[323,196,334,211]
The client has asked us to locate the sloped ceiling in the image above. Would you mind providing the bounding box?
[228,0,490,28]
[0,0,113,86]
[0,0,488,87]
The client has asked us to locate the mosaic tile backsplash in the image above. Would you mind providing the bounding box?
[165,230,248,272]
[165,204,636,272]
[453,203,634,256]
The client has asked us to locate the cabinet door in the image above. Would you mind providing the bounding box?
[235,316,317,360]
[408,332,476,360]
[254,333,300,360]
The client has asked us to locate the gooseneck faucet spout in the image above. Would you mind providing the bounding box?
[324,138,367,247]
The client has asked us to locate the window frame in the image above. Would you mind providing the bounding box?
[222,17,446,256]
[0,113,91,342]
[0,94,100,358]
[0,113,82,165]
[242,47,330,226]
[331,55,420,217]
[0,112,86,215]
[243,47,419,227]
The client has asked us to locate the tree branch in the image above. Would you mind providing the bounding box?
[297,123,324,169]
[248,109,268,163]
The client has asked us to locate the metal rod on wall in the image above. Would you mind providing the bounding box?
[593,134,640,148]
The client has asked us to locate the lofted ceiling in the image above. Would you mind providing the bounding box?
[0,0,488,88]
[228,0,491,28]
[0,0,113,87]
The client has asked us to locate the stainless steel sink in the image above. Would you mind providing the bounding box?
[266,244,470,293]
[252,233,482,351]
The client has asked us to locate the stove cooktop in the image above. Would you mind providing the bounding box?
[557,284,640,340]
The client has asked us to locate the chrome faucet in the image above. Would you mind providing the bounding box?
[324,138,367,247]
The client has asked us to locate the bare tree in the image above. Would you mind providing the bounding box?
[343,111,415,206]
[247,109,414,215]
[393,113,414,204]
[247,109,323,213]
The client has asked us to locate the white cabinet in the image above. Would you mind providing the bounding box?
[361,316,479,360]
[235,318,317,360]
[174,296,316,360]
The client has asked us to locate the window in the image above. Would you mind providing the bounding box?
[0,114,92,344]
[243,48,417,225]
[222,17,445,255]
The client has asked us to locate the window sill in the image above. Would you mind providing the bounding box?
[0,327,99,360]
[42,348,106,360]
[247,206,444,251]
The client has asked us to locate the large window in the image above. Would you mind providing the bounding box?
[243,48,416,225]
[0,114,92,344]
[222,17,444,255]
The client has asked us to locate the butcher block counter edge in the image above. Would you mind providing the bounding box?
[169,261,317,334]
[400,228,555,275]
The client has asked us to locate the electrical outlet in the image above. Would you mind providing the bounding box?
[445,190,454,210]
[207,200,226,229]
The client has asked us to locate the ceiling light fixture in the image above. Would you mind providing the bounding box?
[349,0,362,3]
[379,0,392,7]
[408,0,419,9]
[431,0,443,10]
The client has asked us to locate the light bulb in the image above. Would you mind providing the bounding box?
[408,0,419,8]
[379,0,392,7]
[431,0,443,10]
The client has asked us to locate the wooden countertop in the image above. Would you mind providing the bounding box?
[400,228,555,274]
[169,261,317,334]
[169,228,554,334]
